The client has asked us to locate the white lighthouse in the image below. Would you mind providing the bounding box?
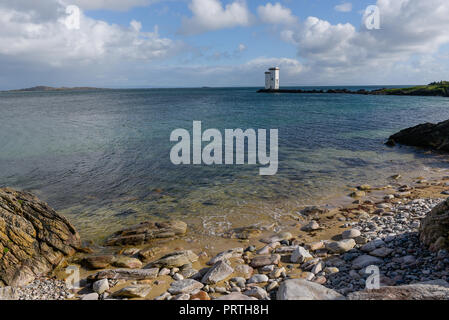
[264,67,280,90]
[265,72,271,89]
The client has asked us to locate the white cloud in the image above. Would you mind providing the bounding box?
[180,0,253,35]
[69,0,159,11]
[257,2,298,25]
[238,43,247,52]
[334,2,352,13]
[0,1,178,67]
[278,0,449,82]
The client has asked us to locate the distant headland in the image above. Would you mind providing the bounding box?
[258,81,449,97]
[5,86,106,92]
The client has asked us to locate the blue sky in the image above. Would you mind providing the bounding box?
[86,0,373,66]
[1,0,449,89]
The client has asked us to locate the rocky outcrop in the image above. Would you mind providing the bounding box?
[348,280,449,300]
[105,220,187,246]
[0,188,80,287]
[419,198,449,250]
[386,119,449,151]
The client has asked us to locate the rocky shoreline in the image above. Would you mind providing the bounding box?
[1,175,449,300]
[2,120,449,300]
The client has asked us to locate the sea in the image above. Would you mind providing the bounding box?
[1,86,449,241]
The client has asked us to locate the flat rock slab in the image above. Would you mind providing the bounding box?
[0,188,81,286]
[250,254,281,268]
[88,268,159,281]
[147,250,198,268]
[168,279,204,295]
[113,285,152,298]
[207,248,243,265]
[112,256,143,269]
[105,220,187,246]
[348,280,449,300]
[276,279,345,300]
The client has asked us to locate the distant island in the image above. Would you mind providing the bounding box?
[258,81,449,97]
[6,86,106,92]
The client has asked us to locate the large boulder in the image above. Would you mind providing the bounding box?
[419,198,449,250]
[105,220,187,246]
[0,188,80,287]
[348,280,449,300]
[386,119,449,151]
[276,279,344,300]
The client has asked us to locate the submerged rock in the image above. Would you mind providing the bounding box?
[0,188,81,287]
[105,220,187,246]
[224,226,262,240]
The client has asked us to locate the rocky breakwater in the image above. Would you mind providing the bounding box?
[0,188,81,288]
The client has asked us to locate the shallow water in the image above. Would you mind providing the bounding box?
[1,87,449,241]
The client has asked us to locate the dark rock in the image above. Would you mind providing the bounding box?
[387,119,449,151]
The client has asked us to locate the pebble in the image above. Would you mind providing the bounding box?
[342,229,361,239]
[92,279,109,295]
[248,274,269,284]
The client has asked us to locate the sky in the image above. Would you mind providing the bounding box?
[1,0,449,89]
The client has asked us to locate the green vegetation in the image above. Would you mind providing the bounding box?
[378,81,449,97]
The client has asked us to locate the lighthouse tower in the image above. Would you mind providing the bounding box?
[264,67,279,90]
[265,72,271,89]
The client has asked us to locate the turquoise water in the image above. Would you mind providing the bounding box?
[1,87,449,240]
